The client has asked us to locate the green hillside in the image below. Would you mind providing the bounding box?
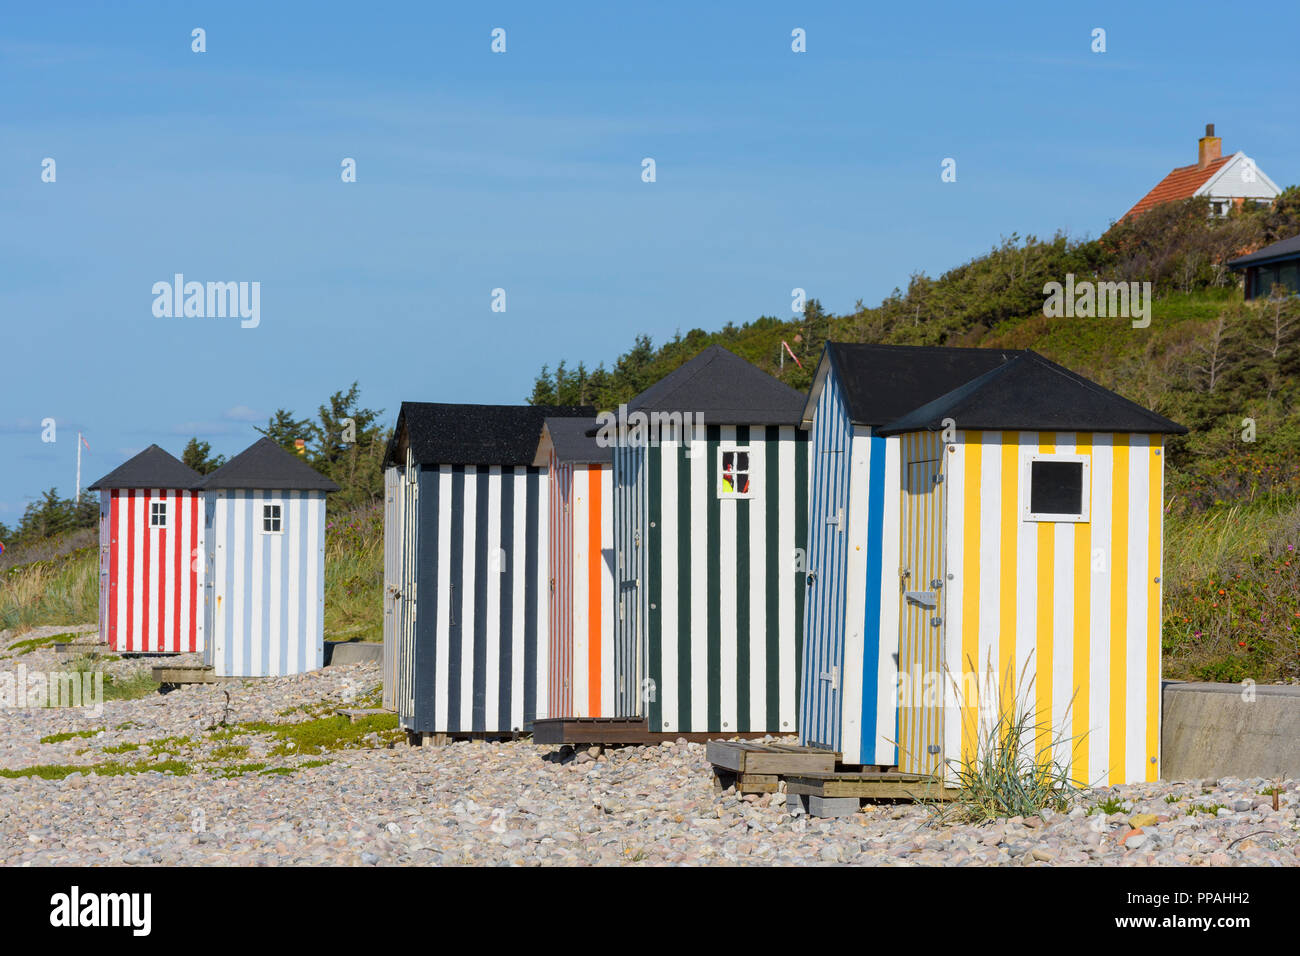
[529,193,1300,682]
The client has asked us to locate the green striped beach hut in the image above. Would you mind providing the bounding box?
[609,346,810,736]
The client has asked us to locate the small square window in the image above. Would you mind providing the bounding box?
[1023,455,1090,522]
[262,503,283,533]
[718,448,753,499]
[149,501,168,528]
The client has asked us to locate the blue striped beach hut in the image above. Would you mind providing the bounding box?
[385,402,593,737]
[197,438,338,678]
[799,344,1184,787]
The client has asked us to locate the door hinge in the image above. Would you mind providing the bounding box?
[818,666,838,690]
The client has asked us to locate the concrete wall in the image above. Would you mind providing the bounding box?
[1163,681,1300,781]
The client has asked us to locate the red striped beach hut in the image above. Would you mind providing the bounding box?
[535,417,615,719]
[88,445,204,654]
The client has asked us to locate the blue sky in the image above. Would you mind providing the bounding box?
[2,1,1297,522]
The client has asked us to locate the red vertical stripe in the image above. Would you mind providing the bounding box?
[189,492,198,652]
[109,491,120,649]
[125,490,135,651]
[173,490,182,652]
[155,492,166,653]
[142,492,153,651]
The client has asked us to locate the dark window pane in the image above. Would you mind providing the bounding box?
[1030,461,1083,516]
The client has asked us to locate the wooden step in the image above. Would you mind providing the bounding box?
[151,664,220,685]
[785,771,954,801]
[532,717,783,746]
[706,740,839,775]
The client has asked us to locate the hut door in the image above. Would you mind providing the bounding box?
[898,447,947,777]
[98,499,110,643]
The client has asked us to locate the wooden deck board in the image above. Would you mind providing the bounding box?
[785,771,955,800]
[705,740,839,775]
[532,717,783,746]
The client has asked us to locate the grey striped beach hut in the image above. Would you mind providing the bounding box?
[197,438,339,678]
[385,402,593,736]
[610,346,810,736]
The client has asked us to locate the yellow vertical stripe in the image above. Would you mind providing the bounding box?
[1146,438,1163,781]
[1109,435,1130,785]
[1072,433,1092,784]
[998,436,1018,695]
[1036,434,1055,756]
[961,432,981,763]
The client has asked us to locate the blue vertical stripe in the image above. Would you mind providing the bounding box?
[859,432,887,761]
[800,371,853,752]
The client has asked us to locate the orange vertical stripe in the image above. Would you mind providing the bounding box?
[588,466,602,717]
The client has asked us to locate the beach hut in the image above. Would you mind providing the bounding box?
[799,344,1021,765]
[801,345,1186,787]
[88,445,205,654]
[381,463,403,710]
[533,416,615,719]
[608,345,810,737]
[385,402,593,738]
[196,437,338,677]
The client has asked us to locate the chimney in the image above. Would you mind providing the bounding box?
[1198,123,1222,169]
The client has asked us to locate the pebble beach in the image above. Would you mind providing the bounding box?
[2,625,1297,867]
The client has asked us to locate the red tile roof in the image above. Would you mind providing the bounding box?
[1123,155,1233,220]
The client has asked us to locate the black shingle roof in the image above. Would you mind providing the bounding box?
[876,352,1187,436]
[390,403,595,467]
[87,444,202,491]
[196,437,340,491]
[809,343,1025,427]
[1228,233,1300,269]
[535,416,611,466]
[626,345,806,426]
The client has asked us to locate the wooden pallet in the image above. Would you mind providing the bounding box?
[785,771,954,801]
[337,708,389,723]
[707,741,839,794]
[151,664,221,686]
[532,716,782,746]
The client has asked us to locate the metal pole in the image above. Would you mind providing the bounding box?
[75,432,82,503]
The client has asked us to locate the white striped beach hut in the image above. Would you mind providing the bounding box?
[385,402,593,737]
[801,344,1186,787]
[534,416,615,720]
[610,346,810,736]
[197,438,338,677]
[88,445,205,654]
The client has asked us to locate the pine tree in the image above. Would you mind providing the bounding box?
[256,409,312,454]
[181,437,226,475]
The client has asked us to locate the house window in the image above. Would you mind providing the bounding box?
[149,501,167,528]
[1023,454,1090,523]
[262,503,283,533]
[718,447,753,499]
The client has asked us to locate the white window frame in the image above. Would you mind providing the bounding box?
[1022,453,1090,523]
[149,500,168,529]
[717,444,754,500]
[261,502,284,534]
